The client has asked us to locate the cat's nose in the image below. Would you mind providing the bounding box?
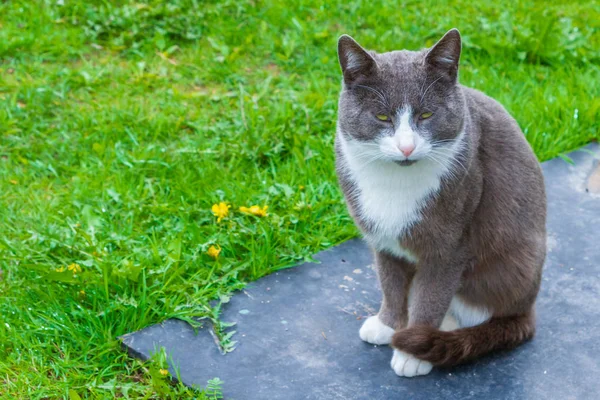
[398,143,415,157]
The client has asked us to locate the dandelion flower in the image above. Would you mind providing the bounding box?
[207,245,221,259]
[159,368,169,376]
[239,205,268,217]
[211,202,230,223]
[67,263,82,273]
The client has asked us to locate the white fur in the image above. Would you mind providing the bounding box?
[340,138,439,253]
[338,120,464,260]
[378,108,433,162]
[394,108,416,150]
[340,115,469,378]
[391,349,433,377]
[449,296,492,328]
[369,235,418,263]
[437,56,454,64]
[439,313,460,331]
[359,315,395,345]
[345,51,361,70]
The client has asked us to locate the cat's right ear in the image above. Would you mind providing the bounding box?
[425,29,462,81]
[337,35,377,85]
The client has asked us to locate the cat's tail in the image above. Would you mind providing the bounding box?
[391,312,535,367]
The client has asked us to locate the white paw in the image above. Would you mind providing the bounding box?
[391,349,433,377]
[359,315,395,345]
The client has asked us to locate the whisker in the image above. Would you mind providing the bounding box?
[354,85,391,109]
[426,153,458,180]
[426,148,468,181]
[428,149,469,178]
[430,138,459,147]
[351,151,388,166]
[419,75,444,105]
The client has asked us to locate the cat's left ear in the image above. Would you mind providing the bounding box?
[425,28,461,81]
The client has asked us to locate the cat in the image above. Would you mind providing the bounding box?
[335,29,546,377]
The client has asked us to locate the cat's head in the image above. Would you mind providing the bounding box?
[337,29,465,166]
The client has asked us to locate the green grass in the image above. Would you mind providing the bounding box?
[0,0,598,398]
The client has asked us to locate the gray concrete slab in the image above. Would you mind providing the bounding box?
[121,143,600,399]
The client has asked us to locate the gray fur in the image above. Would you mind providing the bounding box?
[337,30,465,144]
[335,29,546,364]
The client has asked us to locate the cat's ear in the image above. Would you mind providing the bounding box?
[338,35,378,85]
[425,29,461,80]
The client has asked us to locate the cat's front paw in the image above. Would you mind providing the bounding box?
[359,315,395,345]
[390,349,433,377]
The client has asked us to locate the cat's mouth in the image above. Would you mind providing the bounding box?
[394,160,417,167]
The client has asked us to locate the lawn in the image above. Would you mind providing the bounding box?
[0,0,599,398]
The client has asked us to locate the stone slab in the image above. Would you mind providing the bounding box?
[121,143,600,399]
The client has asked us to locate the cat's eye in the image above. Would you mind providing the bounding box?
[376,114,390,121]
[420,112,433,119]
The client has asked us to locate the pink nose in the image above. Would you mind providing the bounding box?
[398,143,415,157]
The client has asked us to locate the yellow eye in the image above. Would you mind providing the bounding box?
[376,114,389,121]
[420,112,433,119]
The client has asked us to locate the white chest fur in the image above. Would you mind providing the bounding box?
[339,133,459,260]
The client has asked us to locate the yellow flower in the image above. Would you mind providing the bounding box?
[79,290,86,297]
[56,266,65,272]
[239,205,268,217]
[207,245,221,259]
[67,263,82,273]
[159,368,169,376]
[211,202,230,223]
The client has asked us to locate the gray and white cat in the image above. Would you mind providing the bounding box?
[335,29,546,377]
